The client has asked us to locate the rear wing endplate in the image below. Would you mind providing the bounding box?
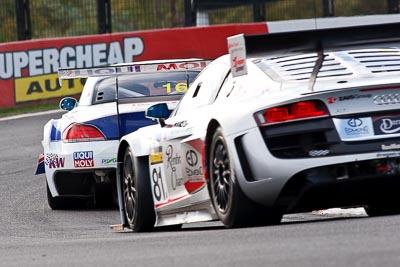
[227,22,400,78]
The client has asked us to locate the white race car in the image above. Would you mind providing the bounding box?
[36,59,209,209]
[112,22,400,231]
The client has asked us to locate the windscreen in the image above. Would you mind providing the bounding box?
[92,71,199,104]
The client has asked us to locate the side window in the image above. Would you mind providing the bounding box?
[92,77,116,104]
[174,62,230,116]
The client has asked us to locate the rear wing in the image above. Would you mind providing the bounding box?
[57,59,211,85]
[228,22,400,82]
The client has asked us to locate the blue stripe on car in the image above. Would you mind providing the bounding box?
[50,111,165,141]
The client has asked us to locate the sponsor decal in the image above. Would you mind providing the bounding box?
[73,151,94,168]
[227,34,247,77]
[376,152,400,158]
[15,73,85,103]
[174,120,188,127]
[373,116,400,135]
[328,94,372,104]
[373,94,400,105]
[381,144,400,151]
[308,150,330,157]
[185,149,203,178]
[58,61,209,80]
[343,118,371,136]
[150,146,163,165]
[166,145,183,190]
[6,37,143,103]
[186,150,198,167]
[347,118,363,127]
[101,158,117,165]
[45,153,65,169]
[333,117,374,140]
[156,61,208,71]
[1,38,143,80]
[328,97,337,104]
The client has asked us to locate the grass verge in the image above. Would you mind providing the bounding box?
[0,103,60,118]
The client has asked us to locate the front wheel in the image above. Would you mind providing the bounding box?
[122,147,155,232]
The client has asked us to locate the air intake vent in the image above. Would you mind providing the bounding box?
[264,54,353,81]
[349,49,400,73]
[259,48,400,82]
[97,92,104,101]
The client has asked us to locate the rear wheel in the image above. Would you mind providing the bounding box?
[122,147,155,232]
[208,127,282,228]
[208,127,250,227]
[46,181,85,209]
[364,203,400,217]
[47,181,66,210]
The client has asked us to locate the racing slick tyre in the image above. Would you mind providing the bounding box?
[364,203,400,217]
[47,181,66,210]
[46,181,85,210]
[122,147,155,232]
[208,127,282,228]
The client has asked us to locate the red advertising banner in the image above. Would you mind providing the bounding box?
[0,23,268,109]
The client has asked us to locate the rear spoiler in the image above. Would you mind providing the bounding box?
[57,59,211,85]
[227,22,400,87]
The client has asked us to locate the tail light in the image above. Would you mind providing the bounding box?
[255,100,329,125]
[63,123,106,143]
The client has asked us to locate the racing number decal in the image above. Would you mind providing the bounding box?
[152,166,167,201]
[149,147,168,204]
[162,82,188,94]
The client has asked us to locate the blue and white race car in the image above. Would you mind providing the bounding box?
[36,59,209,209]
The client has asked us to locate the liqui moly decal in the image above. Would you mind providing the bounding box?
[58,60,211,82]
[73,151,94,168]
[58,65,142,79]
[156,61,209,71]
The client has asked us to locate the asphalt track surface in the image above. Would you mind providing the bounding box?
[1,111,400,267]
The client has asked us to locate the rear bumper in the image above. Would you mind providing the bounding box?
[43,140,119,197]
[228,127,400,210]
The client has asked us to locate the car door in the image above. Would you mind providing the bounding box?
[148,61,231,210]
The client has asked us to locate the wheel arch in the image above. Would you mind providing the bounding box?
[204,119,221,179]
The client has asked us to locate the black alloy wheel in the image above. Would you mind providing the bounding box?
[122,147,155,232]
[211,133,233,214]
[208,127,283,228]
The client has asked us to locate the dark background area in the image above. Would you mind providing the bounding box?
[1,0,399,42]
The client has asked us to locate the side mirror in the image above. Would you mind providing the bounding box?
[146,103,169,119]
[59,97,77,111]
[146,103,169,127]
